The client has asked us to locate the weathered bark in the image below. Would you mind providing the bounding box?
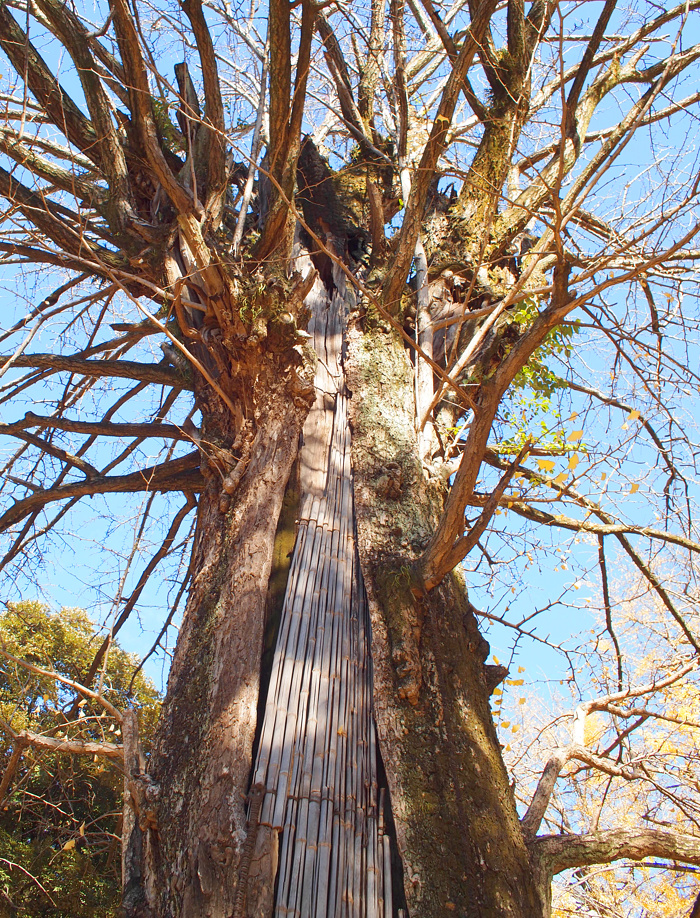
[140,252,547,917]
[145,363,310,918]
[347,316,546,917]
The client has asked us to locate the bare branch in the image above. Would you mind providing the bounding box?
[532,828,700,877]
[1,353,191,389]
[81,495,196,688]
[383,0,499,308]
[0,646,123,720]
[0,413,189,441]
[0,3,97,158]
[417,440,532,590]
[0,719,123,761]
[0,452,202,532]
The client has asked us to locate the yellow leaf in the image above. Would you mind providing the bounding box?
[519,698,526,704]
[569,412,578,421]
[568,453,579,470]
[627,409,640,421]
[553,472,568,487]
[501,721,510,728]
[508,679,524,686]
[505,744,511,751]
[583,713,605,745]
[518,666,525,673]
[511,724,519,733]
[63,839,76,852]
[630,483,639,494]
[567,430,583,442]
[79,822,85,837]
[537,459,556,472]
[493,688,502,696]
[493,656,500,665]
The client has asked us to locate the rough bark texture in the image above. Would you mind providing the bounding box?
[347,315,545,917]
[147,367,309,918]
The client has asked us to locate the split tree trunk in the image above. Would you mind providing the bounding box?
[135,254,545,917]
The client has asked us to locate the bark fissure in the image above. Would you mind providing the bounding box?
[248,260,393,916]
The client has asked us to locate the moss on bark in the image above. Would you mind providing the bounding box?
[347,313,544,917]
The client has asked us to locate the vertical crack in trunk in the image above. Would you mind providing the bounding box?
[248,259,393,916]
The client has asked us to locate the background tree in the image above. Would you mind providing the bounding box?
[0,0,699,915]
[500,580,700,917]
[0,601,160,917]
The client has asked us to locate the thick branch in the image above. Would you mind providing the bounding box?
[531,828,700,877]
[0,738,28,802]
[417,440,531,589]
[383,0,499,308]
[0,413,188,441]
[10,429,99,479]
[357,0,385,131]
[0,3,97,159]
[316,12,366,139]
[417,0,488,120]
[564,0,618,137]
[0,452,202,532]
[0,127,104,205]
[0,719,123,761]
[0,166,120,264]
[255,0,315,260]
[521,744,641,840]
[414,273,567,591]
[33,0,133,232]
[182,0,227,221]
[1,353,191,388]
[109,0,192,214]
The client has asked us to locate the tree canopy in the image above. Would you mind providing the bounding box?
[0,601,160,917]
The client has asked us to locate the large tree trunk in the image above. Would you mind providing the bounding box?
[123,136,546,913]
[148,378,308,917]
[137,291,314,916]
[347,316,546,917]
[132,258,546,917]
